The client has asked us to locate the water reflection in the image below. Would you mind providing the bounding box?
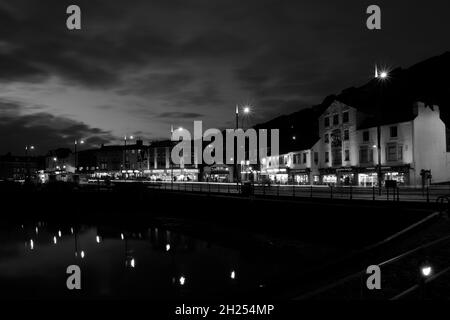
[0,219,320,299]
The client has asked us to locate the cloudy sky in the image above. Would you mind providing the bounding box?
[0,0,449,154]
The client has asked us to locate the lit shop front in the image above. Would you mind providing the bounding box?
[290,169,310,185]
[337,168,356,186]
[145,168,199,181]
[203,165,233,182]
[319,168,338,185]
[319,167,357,186]
[357,165,410,186]
[121,170,145,179]
[264,168,288,184]
[357,172,378,187]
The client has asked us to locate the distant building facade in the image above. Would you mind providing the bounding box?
[0,154,45,181]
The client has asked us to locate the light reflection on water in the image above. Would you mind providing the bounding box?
[0,221,278,299]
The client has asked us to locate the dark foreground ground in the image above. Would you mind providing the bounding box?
[0,181,446,300]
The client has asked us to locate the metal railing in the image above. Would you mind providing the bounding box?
[141,181,450,204]
[296,218,450,300]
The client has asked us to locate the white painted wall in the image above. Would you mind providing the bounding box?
[412,102,450,185]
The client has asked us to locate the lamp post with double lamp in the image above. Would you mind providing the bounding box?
[74,139,85,172]
[122,135,134,176]
[374,67,389,195]
[24,145,35,180]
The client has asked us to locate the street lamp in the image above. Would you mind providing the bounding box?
[234,105,253,183]
[421,265,432,277]
[25,145,36,180]
[74,139,85,172]
[374,66,389,195]
[241,105,251,129]
[25,145,35,156]
[123,135,134,172]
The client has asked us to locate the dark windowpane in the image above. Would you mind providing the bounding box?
[343,112,349,123]
[390,126,398,138]
[333,114,339,125]
[344,130,349,141]
[363,131,370,142]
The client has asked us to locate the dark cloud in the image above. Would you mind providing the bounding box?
[157,112,204,119]
[0,99,115,154]
[0,0,449,152]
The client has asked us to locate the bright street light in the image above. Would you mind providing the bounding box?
[421,265,432,277]
[243,106,250,114]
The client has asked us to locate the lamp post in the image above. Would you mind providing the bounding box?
[374,67,389,195]
[169,127,183,187]
[25,145,35,180]
[234,105,252,183]
[419,261,432,299]
[74,139,84,172]
[122,135,134,175]
[241,105,250,129]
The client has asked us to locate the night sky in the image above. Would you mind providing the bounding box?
[0,0,449,155]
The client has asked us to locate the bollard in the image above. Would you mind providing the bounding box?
[293,185,295,198]
[426,187,430,203]
[397,187,400,201]
[277,184,280,197]
[330,186,333,199]
[350,185,353,200]
[372,186,375,201]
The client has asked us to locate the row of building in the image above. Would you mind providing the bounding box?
[1,100,449,187]
[257,101,450,187]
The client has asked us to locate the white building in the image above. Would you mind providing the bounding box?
[261,100,450,186]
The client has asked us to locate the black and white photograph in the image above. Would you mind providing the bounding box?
[1,0,450,314]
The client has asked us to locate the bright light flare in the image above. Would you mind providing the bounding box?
[421,266,432,277]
